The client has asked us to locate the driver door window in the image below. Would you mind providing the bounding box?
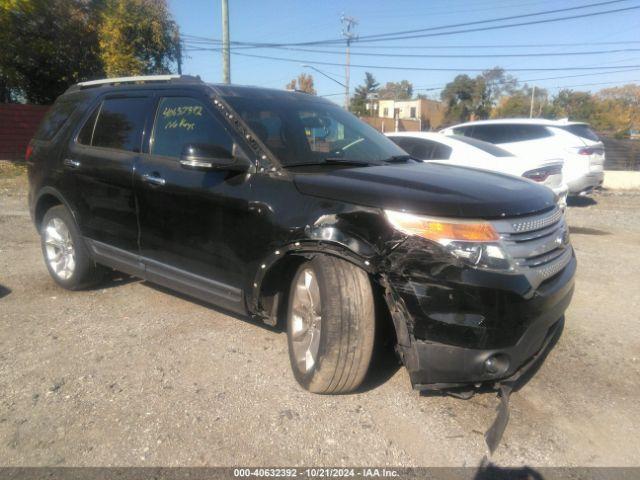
[151,97,233,159]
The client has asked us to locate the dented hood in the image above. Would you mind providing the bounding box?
[293,162,556,219]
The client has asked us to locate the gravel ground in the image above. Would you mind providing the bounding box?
[1,168,639,468]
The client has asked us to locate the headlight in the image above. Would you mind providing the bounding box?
[385,210,514,271]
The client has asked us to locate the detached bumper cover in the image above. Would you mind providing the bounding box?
[384,243,576,389]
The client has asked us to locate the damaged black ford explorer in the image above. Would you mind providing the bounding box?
[27,76,575,394]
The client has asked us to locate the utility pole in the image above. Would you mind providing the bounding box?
[221,0,230,84]
[529,85,536,118]
[174,27,182,75]
[341,14,357,110]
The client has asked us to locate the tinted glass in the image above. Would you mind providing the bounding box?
[466,125,504,143]
[559,124,600,142]
[469,124,552,144]
[34,96,82,141]
[389,136,416,153]
[389,137,453,160]
[77,104,100,146]
[448,135,513,157]
[92,97,148,151]
[432,142,453,159]
[412,141,435,159]
[151,97,233,159]
[224,95,405,166]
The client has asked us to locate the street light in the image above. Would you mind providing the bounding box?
[301,64,346,89]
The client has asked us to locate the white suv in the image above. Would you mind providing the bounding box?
[441,119,605,195]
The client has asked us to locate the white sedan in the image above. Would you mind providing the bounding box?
[387,132,569,208]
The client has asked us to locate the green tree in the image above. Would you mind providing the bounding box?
[285,73,316,94]
[440,74,476,123]
[595,84,640,133]
[350,72,379,115]
[492,92,530,118]
[1,0,180,104]
[378,80,413,100]
[0,0,104,104]
[480,67,518,110]
[99,0,180,77]
[492,86,551,118]
[551,89,598,122]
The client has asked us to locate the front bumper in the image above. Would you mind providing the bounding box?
[385,245,576,390]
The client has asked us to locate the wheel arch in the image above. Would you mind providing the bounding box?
[34,187,77,233]
[249,239,379,329]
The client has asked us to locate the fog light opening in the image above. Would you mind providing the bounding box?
[484,354,510,376]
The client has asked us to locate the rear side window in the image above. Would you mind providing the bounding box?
[558,124,600,142]
[34,97,82,141]
[151,97,233,159]
[91,97,149,152]
[464,124,552,144]
[390,137,452,160]
[431,142,453,159]
[390,137,429,158]
[448,135,513,157]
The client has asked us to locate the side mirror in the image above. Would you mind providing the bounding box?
[179,143,251,173]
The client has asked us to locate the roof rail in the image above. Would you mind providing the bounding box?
[75,74,202,89]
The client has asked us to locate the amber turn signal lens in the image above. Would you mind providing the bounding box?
[385,211,499,242]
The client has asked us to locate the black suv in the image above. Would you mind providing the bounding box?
[27,76,575,394]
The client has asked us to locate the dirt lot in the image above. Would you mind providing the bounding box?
[1,165,639,468]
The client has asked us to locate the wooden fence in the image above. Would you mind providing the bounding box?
[0,104,49,161]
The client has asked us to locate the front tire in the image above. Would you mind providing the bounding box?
[286,255,375,394]
[40,205,104,290]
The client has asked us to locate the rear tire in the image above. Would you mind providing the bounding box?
[286,255,375,394]
[40,205,104,290]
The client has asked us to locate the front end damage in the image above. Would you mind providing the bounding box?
[251,205,575,395]
[379,235,575,390]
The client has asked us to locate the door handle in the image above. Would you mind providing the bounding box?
[141,173,166,186]
[63,158,81,169]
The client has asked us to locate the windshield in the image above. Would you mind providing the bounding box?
[448,135,514,157]
[222,95,405,166]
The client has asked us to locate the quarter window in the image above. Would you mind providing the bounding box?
[77,104,100,146]
[389,137,452,160]
[558,124,600,142]
[35,96,83,141]
[91,97,149,151]
[151,97,233,159]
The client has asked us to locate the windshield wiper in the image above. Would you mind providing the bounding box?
[324,157,374,165]
[284,158,375,168]
[382,154,418,163]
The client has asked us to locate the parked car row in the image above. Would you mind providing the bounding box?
[440,118,605,196]
[27,76,576,396]
[387,132,569,209]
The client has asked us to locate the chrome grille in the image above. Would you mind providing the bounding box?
[491,207,572,288]
[510,208,563,233]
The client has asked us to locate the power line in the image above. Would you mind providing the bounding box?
[182,35,640,50]
[354,0,630,41]
[183,44,640,59]
[184,3,640,48]
[226,50,640,72]
[412,70,640,93]
[553,78,640,88]
[313,4,640,45]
